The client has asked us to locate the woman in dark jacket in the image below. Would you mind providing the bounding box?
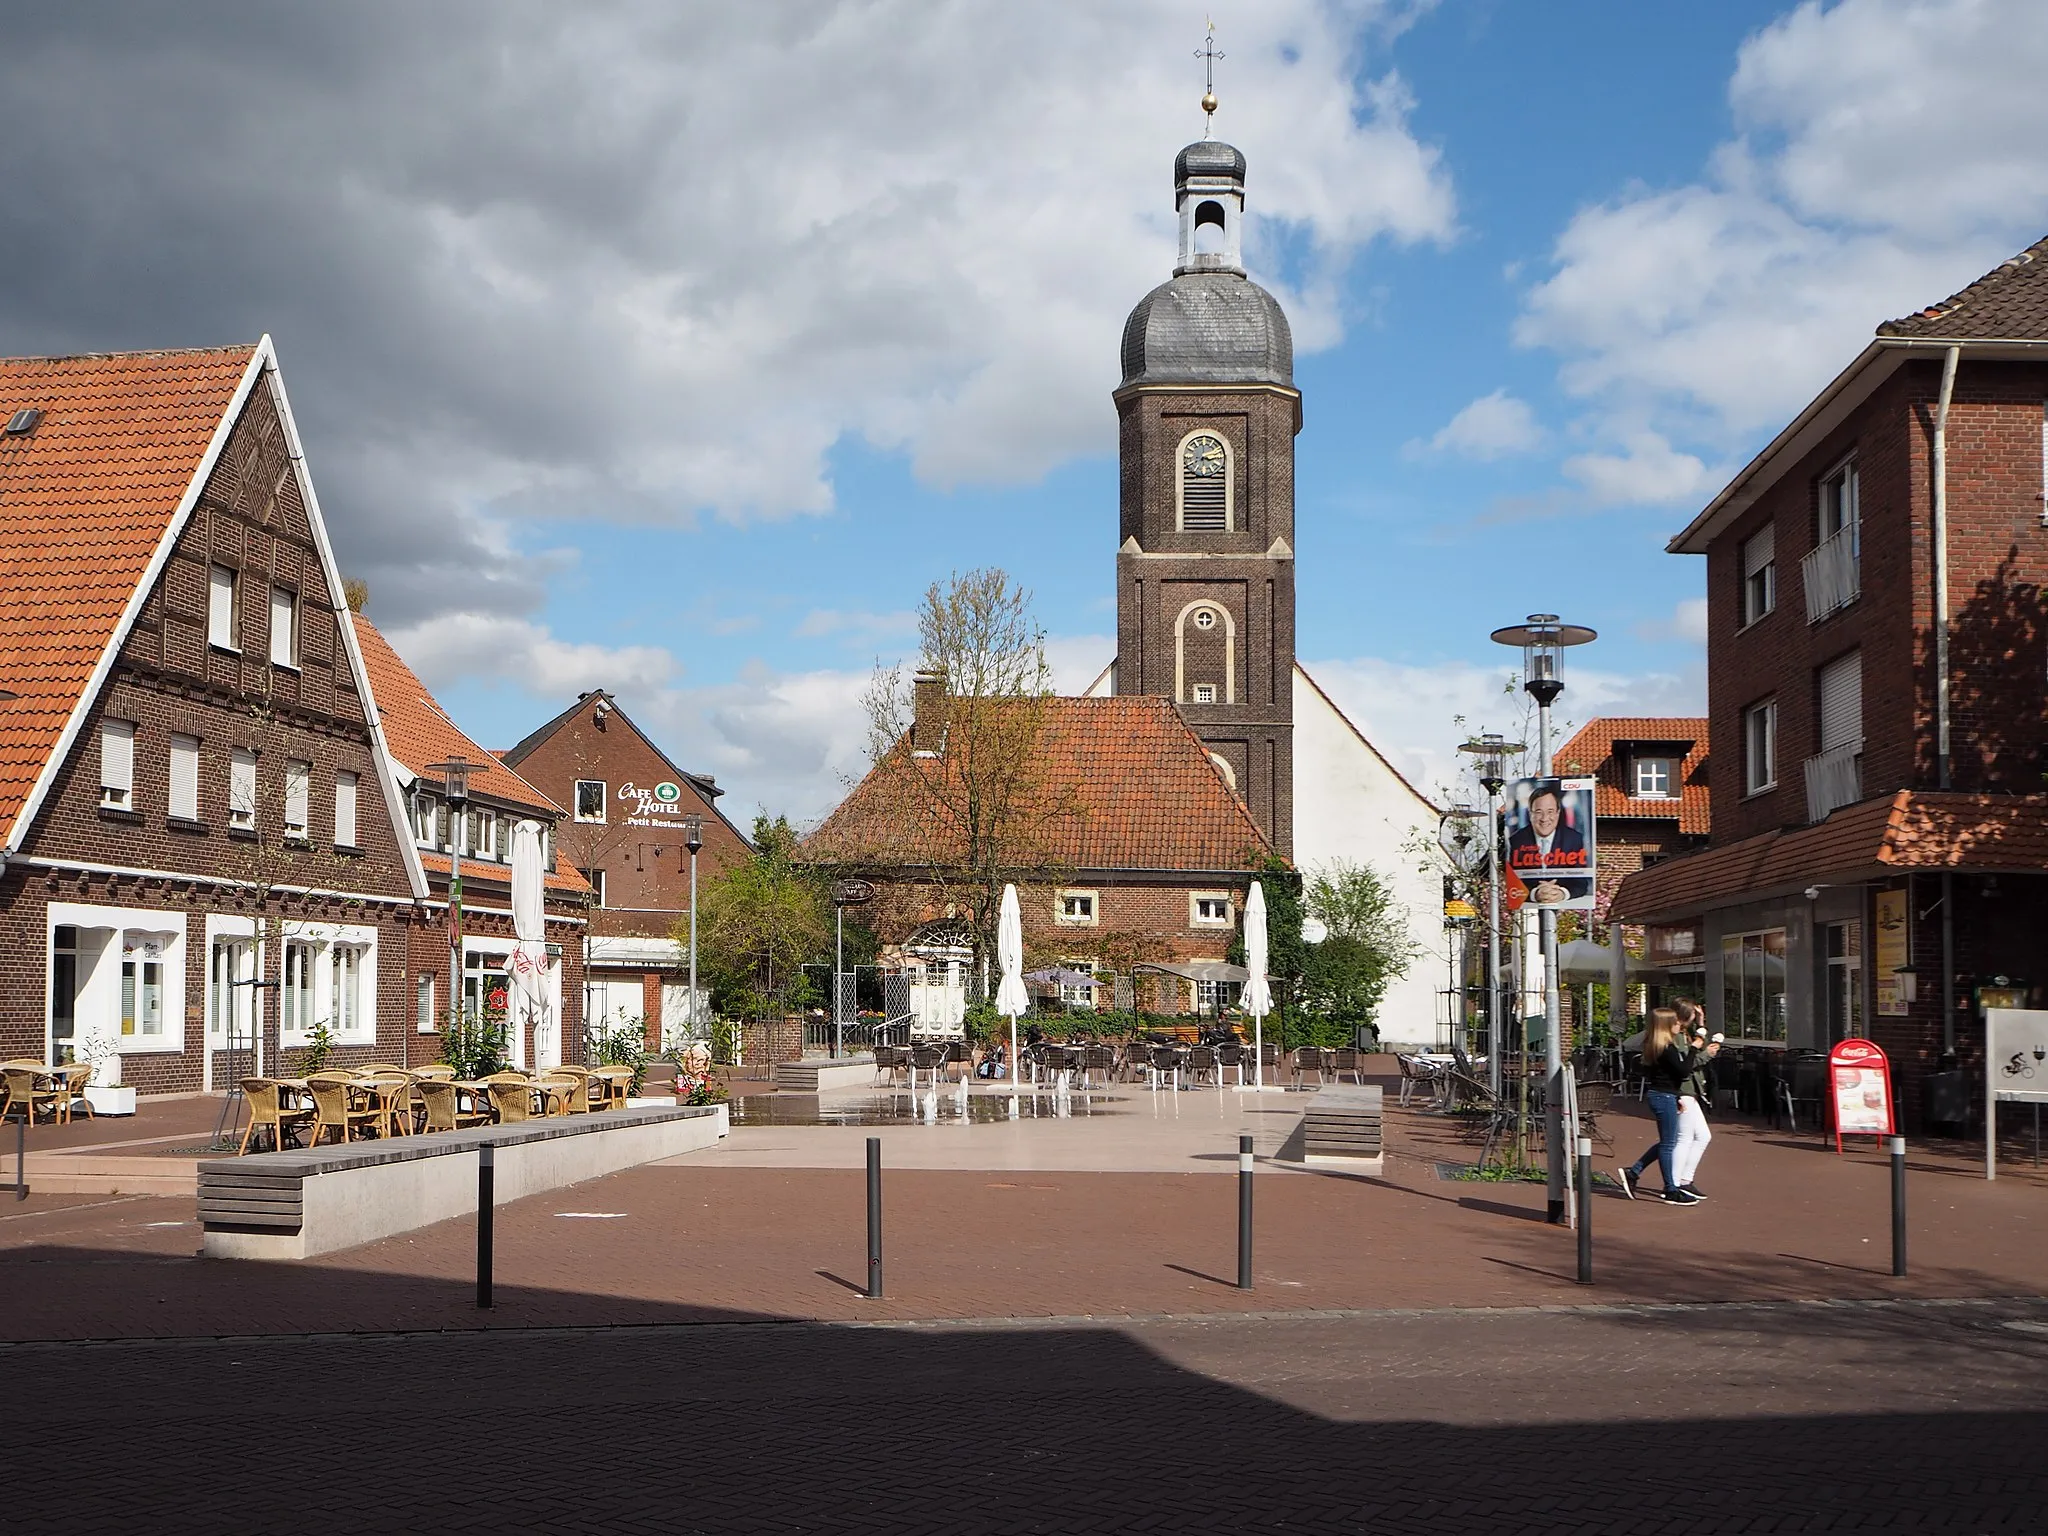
[1616,1006,1719,1205]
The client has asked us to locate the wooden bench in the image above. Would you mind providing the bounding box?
[199,1103,727,1261]
[1298,1084,1384,1173]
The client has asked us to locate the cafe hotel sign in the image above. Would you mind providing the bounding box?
[619,780,685,829]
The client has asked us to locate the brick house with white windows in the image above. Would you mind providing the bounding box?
[501,691,750,1047]
[0,342,430,1091]
[805,687,1272,1023]
[1612,240,2048,1125]
[353,618,590,1070]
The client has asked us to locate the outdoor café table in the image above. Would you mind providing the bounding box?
[451,1080,492,1119]
[532,1078,576,1117]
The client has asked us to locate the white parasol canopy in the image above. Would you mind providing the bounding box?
[1243,881,1273,1089]
[996,883,1029,1092]
[507,819,553,1067]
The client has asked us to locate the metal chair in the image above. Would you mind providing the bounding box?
[1185,1045,1218,1088]
[1215,1042,1247,1087]
[1293,1047,1328,1088]
[1328,1047,1364,1085]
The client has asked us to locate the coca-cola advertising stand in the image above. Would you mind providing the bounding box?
[1827,1038,1896,1155]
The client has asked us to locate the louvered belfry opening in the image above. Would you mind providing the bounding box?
[1181,462,1228,530]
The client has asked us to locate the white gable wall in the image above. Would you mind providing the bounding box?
[1292,665,1447,1048]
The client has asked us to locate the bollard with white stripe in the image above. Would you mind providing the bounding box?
[1237,1134,1254,1290]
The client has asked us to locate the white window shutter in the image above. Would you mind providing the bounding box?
[1743,524,1774,576]
[209,565,237,648]
[100,719,135,802]
[335,770,358,847]
[230,748,257,826]
[1818,650,1863,753]
[169,734,200,820]
[269,586,297,666]
[285,760,310,833]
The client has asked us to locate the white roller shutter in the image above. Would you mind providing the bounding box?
[208,565,237,648]
[334,770,358,847]
[1743,523,1774,576]
[169,734,199,821]
[100,719,135,805]
[1818,650,1862,753]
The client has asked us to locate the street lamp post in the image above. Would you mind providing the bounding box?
[423,757,473,1044]
[683,814,703,1046]
[1459,734,1521,1101]
[1489,614,1596,1225]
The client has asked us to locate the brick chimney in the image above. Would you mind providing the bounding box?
[912,672,947,754]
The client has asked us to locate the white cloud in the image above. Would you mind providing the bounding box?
[1672,597,1709,645]
[1517,0,2048,438]
[1305,654,1704,801]
[1562,431,1710,507]
[386,614,678,699]
[1413,389,1543,460]
[792,609,917,643]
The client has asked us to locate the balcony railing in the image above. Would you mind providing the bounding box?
[1802,526,1860,622]
[1804,739,1863,823]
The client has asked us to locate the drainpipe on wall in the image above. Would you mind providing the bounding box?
[1933,344,1960,1053]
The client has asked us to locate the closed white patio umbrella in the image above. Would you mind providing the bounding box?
[996,884,1029,1094]
[507,819,553,1068]
[1243,882,1273,1091]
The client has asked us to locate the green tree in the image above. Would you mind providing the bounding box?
[1228,855,1307,1043]
[684,814,830,1022]
[1296,862,1416,1047]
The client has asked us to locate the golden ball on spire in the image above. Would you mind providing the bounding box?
[1201,89,1218,116]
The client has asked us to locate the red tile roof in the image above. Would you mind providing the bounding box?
[416,848,591,897]
[1878,235,2048,340]
[1612,791,2048,922]
[0,346,259,844]
[805,695,1273,873]
[352,617,563,818]
[1553,717,1709,837]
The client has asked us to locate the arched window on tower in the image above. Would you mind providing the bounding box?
[1193,199,1228,255]
[1178,431,1231,532]
[1176,601,1235,704]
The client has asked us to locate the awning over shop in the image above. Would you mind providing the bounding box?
[1132,960,1249,983]
[1612,790,2048,924]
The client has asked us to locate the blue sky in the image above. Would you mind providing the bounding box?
[413,0,2048,819]
[7,2,2041,820]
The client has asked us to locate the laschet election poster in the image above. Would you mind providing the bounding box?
[1503,777,1597,912]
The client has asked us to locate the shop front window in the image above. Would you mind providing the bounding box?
[1720,929,1788,1043]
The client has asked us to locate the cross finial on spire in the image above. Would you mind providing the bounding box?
[1196,19,1223,138]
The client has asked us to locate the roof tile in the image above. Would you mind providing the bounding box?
[1878,235,2048,339]
[1553,717,1709,837]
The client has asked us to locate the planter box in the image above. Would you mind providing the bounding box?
[84,1085,137,1116]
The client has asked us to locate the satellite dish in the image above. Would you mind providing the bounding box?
[1301,917,1329,945]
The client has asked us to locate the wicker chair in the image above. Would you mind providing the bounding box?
[416,1077,489,1133]
[3,1067,62,1125]
[482,1072,537,1124]
[588,1066,635,1109]
[546,1065,592,1114]
[238,1077,314,1154]
[357,1072,417,1138]
[357,1062,409,1076]
[412,1063,457,1081]
[56,1062,96,1120]
[305,1073,379,1147]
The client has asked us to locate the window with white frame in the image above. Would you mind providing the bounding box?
[1632,756,1675,798]
[1744,699,1778,794]
[574,780,606,822]
[587,867,606,907]
[284,759,310,839]
[334,770,358,847]
[1195,978,1242,1014]
[99,719,135,810]
[1057,961,1097,1007]
[463,947,511,1025]
[1741,524,1776,626]
[1191,683,1218,704]
[229,748,257,831]
[169,734,200,821]
[417,973,436,1033]
[410,791,438,847]
[1818,457,1859,558]
[269,585,299,668]
[281,941,317,1037]
[208,935,255,1047]
[121,936,168,1040]
[331,944,366,1035]
[208,564,238,650]
[1190,892,1233,927]
[467,808,497,860]
[1056,889,1098,925]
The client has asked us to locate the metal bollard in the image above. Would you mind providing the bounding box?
[14,1117,25,1201]
[1890,1135,1907,1278]
[1576,1137,1593,1284]
[1237,1134,1254,1290]
[866,1136,883,1299]
[476,1143,494,1310]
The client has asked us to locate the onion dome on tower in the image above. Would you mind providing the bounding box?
[1119,141,1293,389]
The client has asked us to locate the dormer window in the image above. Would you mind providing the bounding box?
[1633,756,1676,799]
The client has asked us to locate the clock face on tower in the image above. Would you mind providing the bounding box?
[1182,434,1226,477]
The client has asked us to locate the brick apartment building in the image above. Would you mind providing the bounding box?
[0,342,428,1091]
[501,690,750,1047]
[1613,239,2048,1124]
[805,688,1272,1027]
[353,619,590,1070]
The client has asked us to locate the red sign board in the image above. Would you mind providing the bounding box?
[1827,1038,1895,1153]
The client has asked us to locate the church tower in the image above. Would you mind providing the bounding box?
[1114,136,1299,855]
